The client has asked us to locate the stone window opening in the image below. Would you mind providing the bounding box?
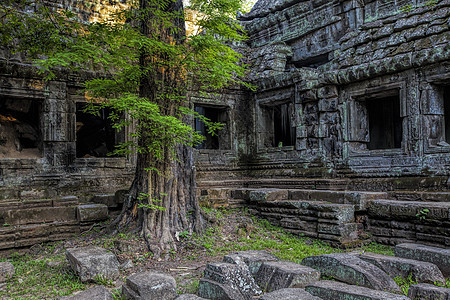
[194,105,230,150]
[0,98,42,158]
[260,102,296,148]
[76,103,119,158]
[366,95,402,150]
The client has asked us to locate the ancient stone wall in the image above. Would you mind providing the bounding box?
[196,0,450,248]
[218,0,450,184]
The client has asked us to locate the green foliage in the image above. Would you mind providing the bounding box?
[434,278,450,289]
[93,273,115,287]
[400,4,415,12]
[137,193,167,211]
[0,0,251,174]
[394,274,418,295]
[416,208,430,220]
[178,230,190,239]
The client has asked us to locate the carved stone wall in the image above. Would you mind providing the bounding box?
[214,0,450,182]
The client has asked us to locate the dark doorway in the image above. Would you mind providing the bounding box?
[444,87,450,143]
[273,103,295,147]
[367,96,402,150]
[194,105,229,150]
[0,98,42,158]
[76,103,117,158]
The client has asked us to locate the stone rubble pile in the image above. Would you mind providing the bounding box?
[60,244,450,300]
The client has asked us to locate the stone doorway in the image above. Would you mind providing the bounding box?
[0,97,42,158]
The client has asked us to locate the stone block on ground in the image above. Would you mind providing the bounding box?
[306,280,410,300]
[223,250,279,275]
[66,246,119,282]
[395,243,450,277]
[407,283,450,300]
[0,262,14,283]
[301,253,401,293]
[60,286,113,300]
[76,204,108,222]
[198,278,244,300]
[122,271,177,300]
[255,261,320,292]
[259,288,322,300]
[200,262,261,298]
[357,252,445,284]
[174,294,206,300]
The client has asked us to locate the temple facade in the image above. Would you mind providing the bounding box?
[0,0,449,250]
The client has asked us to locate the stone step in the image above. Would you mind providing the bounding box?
[301,253,401,293]
[305,280,410,300]
[0,196,79,214]
[198,178,349,191]
[201,187,387,211]
[390,191,450,202]
[395,243,450,277]
[255,261,320,292]
[355,252,445,285]
[2,206,77,226]
[368,200,450,221]
[407,283,450,300]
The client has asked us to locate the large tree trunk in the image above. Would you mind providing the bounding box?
[116,0,202,258]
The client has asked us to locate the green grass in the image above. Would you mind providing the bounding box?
[177,279,200,295]
[189,212,339,262]
[359,242,395,256]
[394,274,418,295]
[0,252,87,299]
[188,208,399,263]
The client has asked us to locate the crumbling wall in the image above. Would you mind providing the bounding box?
[234,0,450,181]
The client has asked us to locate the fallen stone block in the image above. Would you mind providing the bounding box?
[255,261,320,292]
[198,278,244,300]
[0,262,14,283]
[357,252,445,284]
[60,286,113,300]
[223,250,279,275]
[306,280,409,300]
[76,204,108,222]
[395,243,450,276]
[201,262,261,298]
[66,246,119,282]
[259,288,322,300]
[122,271,177,300]
[174,294,206,300]
[407,283,450,300]
[301,253,401,293]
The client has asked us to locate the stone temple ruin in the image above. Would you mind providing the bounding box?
[0,0,449,252]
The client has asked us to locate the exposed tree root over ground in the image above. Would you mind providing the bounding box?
[0,208,398,299]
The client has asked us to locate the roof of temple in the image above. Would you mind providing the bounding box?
[242,0,300,20]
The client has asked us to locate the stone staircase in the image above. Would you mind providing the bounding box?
[0,193,122,253]
[199,185,450,248]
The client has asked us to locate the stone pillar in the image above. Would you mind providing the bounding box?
[42,81,74,167]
